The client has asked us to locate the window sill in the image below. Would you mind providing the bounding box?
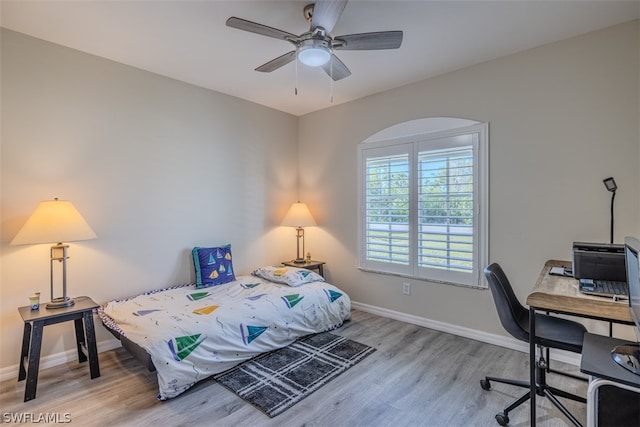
[357,267,487,290]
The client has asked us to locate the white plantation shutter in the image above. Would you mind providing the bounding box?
[358,123,488,288]
[417,140,475,285]
[361,145,412,275]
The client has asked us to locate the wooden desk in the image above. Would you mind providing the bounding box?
[527,260,633,323]
[525,260,634,426]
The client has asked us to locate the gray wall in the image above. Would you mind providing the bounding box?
[298,20,639,338]
[0,29,299,369]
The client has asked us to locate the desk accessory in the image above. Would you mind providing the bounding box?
[549,266,573,277]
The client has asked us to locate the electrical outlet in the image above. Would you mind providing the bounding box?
[402,282,411,295]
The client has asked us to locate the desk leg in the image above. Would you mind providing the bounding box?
[24,321,43,402]
[18,322,31,381]
[83,311,100,379]
[74,318,87,363]
[530,307,536,427]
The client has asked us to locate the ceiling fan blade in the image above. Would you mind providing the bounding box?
[321,55,351,81]
[311,0,348,34]
[333,31,403,50]
[226,17,297,41]
[255,51,297,73]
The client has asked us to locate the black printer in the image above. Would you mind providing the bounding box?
[572,242,626,281]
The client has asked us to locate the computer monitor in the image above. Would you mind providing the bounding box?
[611,236,640,375]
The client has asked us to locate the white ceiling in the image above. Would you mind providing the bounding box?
[1,1,638,116]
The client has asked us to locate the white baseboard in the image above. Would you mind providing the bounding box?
[0,338,121,382]
[350,301,582,367]
[1,303,581,383]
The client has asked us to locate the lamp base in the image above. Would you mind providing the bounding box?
[46,297,75,309]
[292,258,306,264]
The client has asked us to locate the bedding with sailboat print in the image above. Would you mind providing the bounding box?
[98,275,351,400]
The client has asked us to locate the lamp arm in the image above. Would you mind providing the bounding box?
[610,191,616,244]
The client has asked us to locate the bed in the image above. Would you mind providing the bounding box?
[98,261,351,400]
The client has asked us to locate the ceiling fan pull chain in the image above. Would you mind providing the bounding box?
[295,50,299,96]
[330,56,334,103]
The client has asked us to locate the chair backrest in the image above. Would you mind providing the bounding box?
[484,263,530,343]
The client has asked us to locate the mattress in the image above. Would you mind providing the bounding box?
[98,275,351,399]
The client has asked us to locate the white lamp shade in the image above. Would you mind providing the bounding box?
[11,199,97,245]
[298,47,331,67]
[281,202,317,228]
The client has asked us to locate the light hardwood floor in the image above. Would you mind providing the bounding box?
[1,310,587,426]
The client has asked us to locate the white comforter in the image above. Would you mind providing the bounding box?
[99,276,351,399]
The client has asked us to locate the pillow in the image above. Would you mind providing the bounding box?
[192,245,235,288]
[252,265,325,287]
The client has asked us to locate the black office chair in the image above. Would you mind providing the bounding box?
[480,263,587,426]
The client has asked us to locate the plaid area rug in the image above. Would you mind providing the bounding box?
[213,332,375,417]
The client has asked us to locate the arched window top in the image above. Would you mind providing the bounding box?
[357,116,488,288]
[363,117,481,144]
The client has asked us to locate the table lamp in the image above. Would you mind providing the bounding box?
[11,198,97,309]
[281,201,316,264]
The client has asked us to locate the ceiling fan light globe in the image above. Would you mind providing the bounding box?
[298,47,331,67]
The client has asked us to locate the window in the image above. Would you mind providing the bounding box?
[358,119,488,288]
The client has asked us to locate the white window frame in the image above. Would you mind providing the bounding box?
[358,121,489,288]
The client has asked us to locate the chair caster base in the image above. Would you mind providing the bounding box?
[480,378,491,390]
[495,412,509,426]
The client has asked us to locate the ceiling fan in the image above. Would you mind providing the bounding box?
[226,0,403,81]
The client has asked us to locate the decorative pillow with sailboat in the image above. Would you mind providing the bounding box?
[192,245,235,288]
